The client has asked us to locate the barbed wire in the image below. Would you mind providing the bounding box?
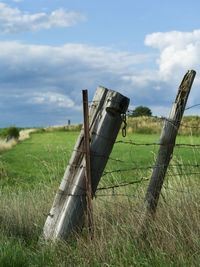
[48,168,200,200]
[102,164,200,176]
[115,140,200,147]
[96,177,149,191]
[54,97,200,215]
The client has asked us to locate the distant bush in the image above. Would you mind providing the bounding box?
[36,128,45,133]
[130,106,152,117]
[1,126,20,140]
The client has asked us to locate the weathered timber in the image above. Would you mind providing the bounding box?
[143,70,196,216]
[43,86,129,240]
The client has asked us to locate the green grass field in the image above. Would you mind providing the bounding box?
[1,131,200,188]
[0,131,78,188]
[0,130,200,266]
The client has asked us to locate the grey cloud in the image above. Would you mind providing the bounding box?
[0,39,197,127]
[0,41,158,127]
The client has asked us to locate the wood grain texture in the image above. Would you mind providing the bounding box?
[43,86,129,240]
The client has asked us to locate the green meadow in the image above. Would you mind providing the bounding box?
[2,130,200,188]
[0,131,78,188]
[0,127,200,266]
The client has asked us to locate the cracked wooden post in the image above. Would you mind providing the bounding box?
[143,70,196,217]
[43,86,129,240]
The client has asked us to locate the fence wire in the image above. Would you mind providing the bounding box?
[9,101,200,201]
[86,101,200,200]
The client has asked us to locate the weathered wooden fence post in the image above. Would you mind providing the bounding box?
[143,70,196,216]
[43,86,129,240]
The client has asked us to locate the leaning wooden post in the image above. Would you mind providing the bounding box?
[43,86,129,240]
[143,70,196,216]
[43,86,107,241]
[82,89,94,239]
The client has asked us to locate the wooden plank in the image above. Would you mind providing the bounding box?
[43,87,129,240]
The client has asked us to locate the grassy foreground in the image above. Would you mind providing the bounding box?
[0,130,200,266]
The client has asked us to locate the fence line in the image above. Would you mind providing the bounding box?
[87,102,200,200]
[88,101,200,130]
[41,94,200,230]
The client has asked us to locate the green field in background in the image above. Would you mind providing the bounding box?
[1,131,200,188]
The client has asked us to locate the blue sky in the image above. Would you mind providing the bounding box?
[0,0,200,127]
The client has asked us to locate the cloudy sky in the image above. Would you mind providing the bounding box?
[0,0,200,127]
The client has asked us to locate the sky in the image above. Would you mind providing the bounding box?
[0,0,200,127]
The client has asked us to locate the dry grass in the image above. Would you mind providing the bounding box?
[0,172,199,265]
[18,128,38,141]
[127,115,200,136]
[0,185,54,242]
[45,124,82,132]
[0,129,38,153]
[127,116,162,135]
[63,175,200,266]
[0,138,18,153]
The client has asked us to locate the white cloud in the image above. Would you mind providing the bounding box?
[145,29,200,80]
[0,41,152,76]
[122,69,156,88]
[122,29,200,103]
[0,2,86,33]
[33,97,45,104]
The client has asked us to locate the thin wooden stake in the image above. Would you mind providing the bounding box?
[82,89,94,239]
[143,70,196,216]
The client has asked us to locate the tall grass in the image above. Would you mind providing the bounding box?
[0,168,199,266]
[1,129,200,265]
